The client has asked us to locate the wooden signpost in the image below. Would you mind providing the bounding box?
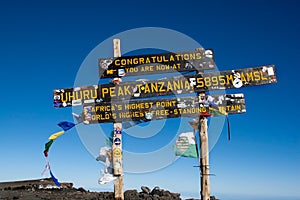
[112,39,124,200]
[53,38,277,200]
[199,117,210,200]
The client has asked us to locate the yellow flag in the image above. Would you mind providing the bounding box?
[48,131,65,140]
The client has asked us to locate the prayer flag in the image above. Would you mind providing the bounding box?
[48,131,65,140]
[50,170,60,187]
[57,121,75,131]
[174,132,198,158]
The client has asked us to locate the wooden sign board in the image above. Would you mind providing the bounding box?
[82,94,246,124]
[98,65,276,101]
[53,85,100,108]
[99,49,215,78]
[53,65,276,108]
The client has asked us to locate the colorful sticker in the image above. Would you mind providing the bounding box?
[113,148,122,159]
[113,160,122,169]
[114,138,121,146]
[118,69,126,76]
[145,112,153,120]
[115,128,122,135]
[83,106,92,121]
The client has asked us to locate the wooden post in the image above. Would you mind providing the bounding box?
[112,38,124,200]
[199,116,210,200]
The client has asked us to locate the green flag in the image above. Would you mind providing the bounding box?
[174,132,198,158]
[45,140,54,151]
[209,107,227,117]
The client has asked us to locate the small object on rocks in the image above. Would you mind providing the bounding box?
[151,186,162,196]
[124,189,139,199]
[76,187,86,193]
[141,186,151,194]
[161,189,172,197]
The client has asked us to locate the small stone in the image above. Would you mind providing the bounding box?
[141,186,151,194]
[77,187,86,193]
[151,186,162,196]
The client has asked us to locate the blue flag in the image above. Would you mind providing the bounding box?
[50,170,61,187]
[57,121,75,131]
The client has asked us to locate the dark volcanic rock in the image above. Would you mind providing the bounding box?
[138,193,152,200]
[76,187,87,193]
[124,189,139,199]
[123,187,182,200]
[0,185,184,200]
[98,191,114,199]
[151,186,162,196]
[0,179,219,200]
[141,186,151,194]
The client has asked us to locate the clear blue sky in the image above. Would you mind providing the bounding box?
[0,1,299,199]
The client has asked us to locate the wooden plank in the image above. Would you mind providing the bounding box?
[99,48,215,78]
[53,65,276,107]
[97,65,276,101]
[82,94,246,124]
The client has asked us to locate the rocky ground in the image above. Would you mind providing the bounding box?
[0,178,219,200]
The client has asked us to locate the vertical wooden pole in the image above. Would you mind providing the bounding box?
[199,116,210,200]
[112,38,124,200]
[193,128,202,199]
